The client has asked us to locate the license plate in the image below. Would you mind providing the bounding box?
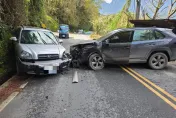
[62,35,65,37]
[44,66,57,70]
[48,70,57,74]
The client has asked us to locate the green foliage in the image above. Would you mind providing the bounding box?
[51,0,100,31]
[45,15,58,32]
[92,0,134,35]
[1,0,28,27]
[0,24,15,76]
[28,0,46,27]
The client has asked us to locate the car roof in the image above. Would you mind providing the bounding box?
[114,27,172,32]
[19,26,51,32]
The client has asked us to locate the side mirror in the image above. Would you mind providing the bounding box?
[105,39,109,44]
[58,39,63,45]
[102,39,109,45]
[10,37,17,41]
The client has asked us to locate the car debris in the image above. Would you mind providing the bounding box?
[72,71,78,83]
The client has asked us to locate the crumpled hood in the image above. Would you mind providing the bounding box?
[78,40,97,44]
[20,44,66,59]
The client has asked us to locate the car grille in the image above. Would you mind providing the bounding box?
[38,54,59,60]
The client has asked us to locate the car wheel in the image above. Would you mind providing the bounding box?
[88,53,104,70]
[66,34,69,39]
[148,53,168,70]
[59,34,62,38]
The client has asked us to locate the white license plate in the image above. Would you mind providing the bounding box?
[48,70,57,74]
[62,35,65,37]
[44,66,57,70]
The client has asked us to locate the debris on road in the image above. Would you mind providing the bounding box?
[72,71,78,83]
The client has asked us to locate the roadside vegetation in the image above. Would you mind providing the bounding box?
[0,0,176,76]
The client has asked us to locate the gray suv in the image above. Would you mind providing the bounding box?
[10,26,71,75]
[70,27,176,70]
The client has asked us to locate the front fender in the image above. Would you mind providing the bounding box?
[82,45,102,62]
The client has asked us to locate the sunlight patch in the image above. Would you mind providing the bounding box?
[104,0,113,4]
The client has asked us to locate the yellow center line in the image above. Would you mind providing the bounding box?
[121,66,176,110]
[126,67,176,102]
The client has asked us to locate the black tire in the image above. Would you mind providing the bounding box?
[66,34,69,39]
[88,53,104,70]
[148,52,168,70]
[59,34,62,38]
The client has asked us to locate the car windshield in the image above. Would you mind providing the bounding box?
[20,30,58,45]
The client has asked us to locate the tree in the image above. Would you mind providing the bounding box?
[28,0,45,27]
[112,0,133,28]
[168,0,176,19]
[0,1,2,22]
[0,0,27,27]
[136,0,141,19]
[143,0,176,19]
[92,0,133,35]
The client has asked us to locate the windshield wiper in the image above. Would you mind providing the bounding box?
[43,33,57,45]
[37,32,47,44]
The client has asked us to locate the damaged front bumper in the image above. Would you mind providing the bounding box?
[17,57,72,75]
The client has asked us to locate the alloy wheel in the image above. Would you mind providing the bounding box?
[89,54,104,70]
[149,53,168,70]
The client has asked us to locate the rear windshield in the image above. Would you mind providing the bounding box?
[60,25,69,30]
[20,30,58,45]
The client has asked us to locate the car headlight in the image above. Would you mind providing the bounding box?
[20,51,33,59]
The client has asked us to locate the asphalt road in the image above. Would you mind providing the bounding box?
[0,38,176,118]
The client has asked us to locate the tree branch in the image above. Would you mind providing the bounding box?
[168,0,176,19]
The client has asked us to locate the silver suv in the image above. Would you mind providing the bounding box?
[10,26,71,75]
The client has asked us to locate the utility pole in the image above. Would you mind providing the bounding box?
[136,0,141,20]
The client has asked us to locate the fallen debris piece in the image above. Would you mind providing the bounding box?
[72,71,78,83]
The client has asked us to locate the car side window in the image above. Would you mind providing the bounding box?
[133,30,155,41]
[108,31,132,43]
[155,31,165,39]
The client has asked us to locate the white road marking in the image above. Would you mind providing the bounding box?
[0,92,19,112]
[19,82,28,89]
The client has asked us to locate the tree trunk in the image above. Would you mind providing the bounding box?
[136,0,141,20]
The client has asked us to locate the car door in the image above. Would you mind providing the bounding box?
[102,30,132,64]
[129,29,166,63]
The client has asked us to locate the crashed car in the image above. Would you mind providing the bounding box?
[10,26,71,75]
[70,27,176,70]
